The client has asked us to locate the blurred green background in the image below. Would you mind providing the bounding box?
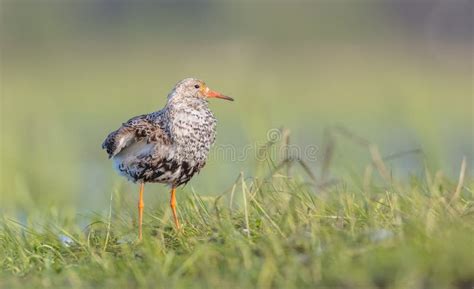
[1,1,472,216]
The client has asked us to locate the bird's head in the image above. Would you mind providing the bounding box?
[167,78,233,103]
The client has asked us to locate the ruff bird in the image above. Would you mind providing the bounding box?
[102,78,233,239]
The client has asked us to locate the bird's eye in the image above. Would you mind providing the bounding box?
[194,84,200,89]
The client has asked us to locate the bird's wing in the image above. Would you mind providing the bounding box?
[102,114,169,158]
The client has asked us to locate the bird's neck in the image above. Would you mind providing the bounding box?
[164,97,217,157]
[165,97,210,115]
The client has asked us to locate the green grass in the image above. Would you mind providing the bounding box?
[1,158,473,289]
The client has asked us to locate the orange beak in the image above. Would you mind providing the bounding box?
[205,89,234,101]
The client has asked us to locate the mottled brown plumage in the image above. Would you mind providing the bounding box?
[102,78,233,235]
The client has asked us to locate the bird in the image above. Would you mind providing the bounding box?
[102,78,233,239]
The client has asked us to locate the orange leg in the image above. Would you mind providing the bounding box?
[170,186,180,229]
[138,182,145,240]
